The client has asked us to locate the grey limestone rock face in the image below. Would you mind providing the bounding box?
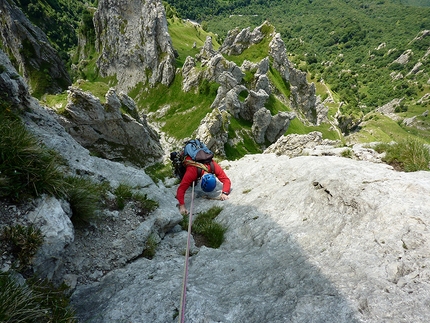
[392,49,413,65]
[27,195,74,280]
[0,49,31,110]
[186,22,326,147]
[196,35,217,61]
[60,86,163,167]
[94,0,176,92]
[203,53,244,84]
[1,47,182,286]
[3,27,430,321]
[269,32,292,81]
[408,61,423,76]
[265,131,329,157]
[194,108,231,156]
[209,71,247,123]
[265,132,386,164]
[251,108,295,145]
[71,154,430,323]
[255,73,271,95]
[265,111,295,143]
[224,84,248,118]
[375,98,404,122]
[269,33,322,125]
[182,39,244,94]
[417,93,430,105]
[181,56,202,92]
[252,107,272,144]
[218,23,266,56]
[240,89,270,122]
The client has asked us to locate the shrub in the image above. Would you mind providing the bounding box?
[0,111,67,199]
[0,272,77,322]
[375,138,430,171]
[394,104,408,113]
[2,224,44,270]
[181,206,226,248]
[65,176,105,225]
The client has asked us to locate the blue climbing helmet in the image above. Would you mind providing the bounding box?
[201,173,216,192]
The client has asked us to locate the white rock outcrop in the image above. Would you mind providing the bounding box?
[59,86,164,166]
[218,24,266,56]
[71,154,430,323]
[27,196,74,280]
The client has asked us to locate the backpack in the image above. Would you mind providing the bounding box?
[170,139,214,180]
[183,139,214,164]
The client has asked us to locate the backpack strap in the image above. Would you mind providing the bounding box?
[183,159,209,172]
[197,161,215,179]
[183,159,215,179]
[208,161,214,174]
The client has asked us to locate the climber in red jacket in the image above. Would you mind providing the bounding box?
[176,156,231,215]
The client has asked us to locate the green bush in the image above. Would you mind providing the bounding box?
[375,138,430,171]
[181,206,226,248]
[0,111,68,199]
[2,224,44,270]
[0,272,76,322]
[65,176,105,224]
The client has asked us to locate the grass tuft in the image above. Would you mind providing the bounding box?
[133,192,159,214]
[341,148,353,158]
[65,176,105,225]
[114,183,133,210]
[142,234,158,259]
[145,162,174,184]
[0,272,76,322]
[181,206,226,248]
[375,137,430,172]
[2,224,44,270]
[0,111,67,200]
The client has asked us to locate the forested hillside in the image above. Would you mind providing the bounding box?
[165,0,430,123]
[12,0,96,69]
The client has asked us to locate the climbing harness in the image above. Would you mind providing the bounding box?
[179,181,195,323]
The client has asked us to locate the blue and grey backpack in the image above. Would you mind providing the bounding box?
[183,139,214,163]
[170,139,214,180]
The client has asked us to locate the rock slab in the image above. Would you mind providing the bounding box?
[71,154,430,323]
